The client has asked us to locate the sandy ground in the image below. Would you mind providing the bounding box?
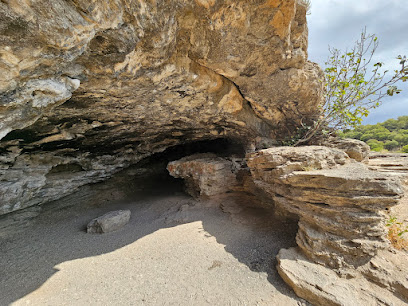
[3,153,408,306]
[0,179,305,305]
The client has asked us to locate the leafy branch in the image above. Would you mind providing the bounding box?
[293,29,408,146]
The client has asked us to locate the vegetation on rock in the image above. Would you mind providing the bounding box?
[386,216,408,251]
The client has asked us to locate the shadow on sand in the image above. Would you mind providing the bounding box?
[0,164,302,305]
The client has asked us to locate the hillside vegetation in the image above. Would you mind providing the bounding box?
[339,116,408,152]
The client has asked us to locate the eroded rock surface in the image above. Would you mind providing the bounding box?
[247,146,407,305]
[4,1,405,304]
[247,146,403,268]
[277,247,408,306]
[323,138,370,162]
[0,0,323,216]
[368,153,408,175]
[368,152,408,241]
[167,153,250,197]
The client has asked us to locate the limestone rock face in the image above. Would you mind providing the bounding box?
[247,146,403,268]
[277,247,408,306]
[168,149,408,305]
[368,153,408,175]
[0,0,324,215]
[247,146,407,305]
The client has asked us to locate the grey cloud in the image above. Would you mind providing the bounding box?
[307,0,408,124]
[363,95,408,124]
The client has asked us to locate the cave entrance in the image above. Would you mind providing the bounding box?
[38,138,248,210]
[1,137,301,305]
[118,137,247,198]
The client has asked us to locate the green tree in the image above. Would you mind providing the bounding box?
[339,128,363,139]
[383,118,399,131]
[366,139,384,152]
[393,132,408,146]
[372,127,391,141]
[402,144,408,153]
[338,116,408,151]
[398,128,408,135]
[361,132,375,142]
[397,116,408,129]
[294,29,408,146]
[384,140,399,151]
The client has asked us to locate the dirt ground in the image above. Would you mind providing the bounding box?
[0,174,307,306]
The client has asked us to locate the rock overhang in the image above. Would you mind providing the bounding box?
[0,0,324,215]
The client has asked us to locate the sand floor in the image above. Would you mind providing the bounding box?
[0,185,306,305]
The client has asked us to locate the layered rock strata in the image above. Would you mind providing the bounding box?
[247,146,403,268]
[5,1,405,303]
[167,148,408,304]
[246,146,408,305]
[277,248,408,306]
[368,153,408,175]
[0,0,323,215]
[367,152,408,240]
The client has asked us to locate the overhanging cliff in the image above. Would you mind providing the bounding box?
[0,0,323,215]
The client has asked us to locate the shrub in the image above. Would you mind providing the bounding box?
[384,140,399,151]
[386,216,408,251]
[402,144,408,153]
[366,139,384,152]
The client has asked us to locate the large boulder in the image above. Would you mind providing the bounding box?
[323,138,371,162]
[167,153,241,197]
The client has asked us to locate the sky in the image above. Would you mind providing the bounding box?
[307,0,408,125]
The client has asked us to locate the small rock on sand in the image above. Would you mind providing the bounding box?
[87,210,131,234]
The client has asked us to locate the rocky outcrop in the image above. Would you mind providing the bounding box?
[5,2,406,304]
[167,148,408,304]
[323,138,371,162]
[368,152,408,175]
[277,248,408,306]
[247,146,408,304]
[0,0,323,216]
[368,152,408,242]
[247,146,403,268]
